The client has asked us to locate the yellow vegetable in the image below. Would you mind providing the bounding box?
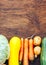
[34,46,41,58]
[8,36,21,65]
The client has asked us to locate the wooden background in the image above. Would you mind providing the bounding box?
[0,0,46,39]
[0,0,46,65]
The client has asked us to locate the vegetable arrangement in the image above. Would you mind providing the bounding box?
[33,36,41,58]
[19,36,42,65]
[0,34,46,65]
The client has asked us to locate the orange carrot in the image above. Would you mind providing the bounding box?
[19,38,24,62]
[23,38,29,65]
[28,39,34,61]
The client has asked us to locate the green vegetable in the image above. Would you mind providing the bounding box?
[40,37,46,65]
[0,35,10,64]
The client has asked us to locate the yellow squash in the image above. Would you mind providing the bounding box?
[9,36,21,65]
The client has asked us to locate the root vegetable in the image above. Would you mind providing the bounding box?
[23,38,29,65]
[19,38,24,64]
[34,36,41,46]
[34,46,41,58]
[28,39,34,61]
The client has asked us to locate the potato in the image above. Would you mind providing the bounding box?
[34,46,41,58]
[34,36,41,45]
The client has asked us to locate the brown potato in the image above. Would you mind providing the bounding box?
[34,36,41,46]
[34,46,41,58]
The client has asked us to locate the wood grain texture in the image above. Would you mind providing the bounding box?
[0,0,46,64]
[0,0,46,39]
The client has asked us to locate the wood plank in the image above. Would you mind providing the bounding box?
[0,0,46,39]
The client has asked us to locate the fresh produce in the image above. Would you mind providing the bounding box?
[23,38,29,65]
[40,37,46,65]
[34,46,41,58]
[19,38,24,64]
[9,36,21,65]
[28,39,34,61]
[34,36,41,45]
[0,35,10,64]
[0,34,42,65]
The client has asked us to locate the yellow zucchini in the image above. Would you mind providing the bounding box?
[8,36,21,65]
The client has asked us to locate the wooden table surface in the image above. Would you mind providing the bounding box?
[0,0,46,39]
[0,0,46,65]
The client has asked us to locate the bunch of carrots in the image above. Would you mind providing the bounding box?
[19,36,41,65]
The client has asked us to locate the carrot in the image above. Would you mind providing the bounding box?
[23,38,29,65]
[19,38,24,64]
[28,39,34,61]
